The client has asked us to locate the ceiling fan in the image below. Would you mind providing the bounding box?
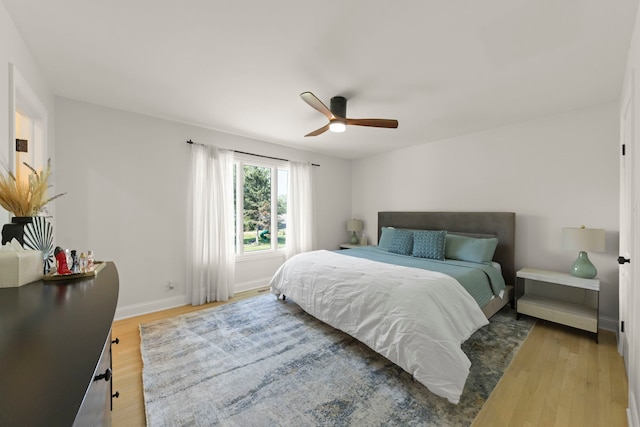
[300,91,398,137]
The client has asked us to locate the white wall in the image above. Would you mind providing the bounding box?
[0,2,55,222]
[54,98,351,318]
[352,103,620,330]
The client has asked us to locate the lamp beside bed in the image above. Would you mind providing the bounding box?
[347,219,363,244]
[562,225,605,279]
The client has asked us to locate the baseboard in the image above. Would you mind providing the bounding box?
[114,280,270,320]
[598,315,618,332]
[630,388,639,427]
[114,294,187,320]
[234,277,271,294]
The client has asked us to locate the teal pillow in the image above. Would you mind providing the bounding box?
[412,230,447,260]
[388,229,413,255]
[378,227,396,250]
[445,234,498,263]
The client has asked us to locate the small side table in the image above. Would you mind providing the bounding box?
[339,243,367,249]
[516,268,599,342]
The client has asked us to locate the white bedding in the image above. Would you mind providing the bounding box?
[268,250,490,404]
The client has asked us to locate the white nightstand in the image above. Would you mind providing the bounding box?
[339,243,367,249]
[516,268,599,342]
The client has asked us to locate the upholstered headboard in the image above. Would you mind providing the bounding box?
[378,211,516,286]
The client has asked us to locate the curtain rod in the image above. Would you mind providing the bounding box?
[186,140,320,167]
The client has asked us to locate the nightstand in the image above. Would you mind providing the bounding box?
[339,243,366,249]
[516,268,599,342]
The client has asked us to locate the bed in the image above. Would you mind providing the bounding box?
[377,211,515,318]
[269,211,516,404]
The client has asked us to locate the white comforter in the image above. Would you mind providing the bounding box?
[268,250,489,404]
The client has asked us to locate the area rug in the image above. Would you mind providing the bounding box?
[140,294,535,426]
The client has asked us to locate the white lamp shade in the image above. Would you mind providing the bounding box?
[562,227,605,252]
[347,219,363,232]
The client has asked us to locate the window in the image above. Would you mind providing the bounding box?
[233,154,288,255]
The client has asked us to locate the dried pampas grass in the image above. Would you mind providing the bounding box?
[0,159,65,217]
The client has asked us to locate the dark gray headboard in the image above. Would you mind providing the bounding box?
[378,211,516,286]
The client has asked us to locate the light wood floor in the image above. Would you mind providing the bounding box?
[472,320,628,427]
[111,291,628,427]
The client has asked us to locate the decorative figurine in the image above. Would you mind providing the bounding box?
[70,249,79,273]
[54,246,72,274]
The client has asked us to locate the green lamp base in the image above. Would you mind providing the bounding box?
[569,251,597,279]
[350,231,359,244]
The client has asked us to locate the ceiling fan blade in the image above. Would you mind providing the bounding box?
[304,123,330,137]
[346,118,398,128]
[300,92,335,121]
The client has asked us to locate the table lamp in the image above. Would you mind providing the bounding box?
[562,226,605,279]
[347,219,363,244]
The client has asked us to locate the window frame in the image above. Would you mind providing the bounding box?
[233,153,288,258]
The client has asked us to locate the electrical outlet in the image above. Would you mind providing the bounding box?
[166,281,176,291]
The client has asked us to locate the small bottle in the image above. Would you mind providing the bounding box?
[87,250,94,271]
[79,252,87,273]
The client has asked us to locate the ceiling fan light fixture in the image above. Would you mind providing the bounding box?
[300,91,397,137]
[329,119,346,133]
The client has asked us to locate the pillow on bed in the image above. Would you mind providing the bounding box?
[412,230,447,260]
[388,229,414,255]
[378,227,396,250]
[445,233,498,263]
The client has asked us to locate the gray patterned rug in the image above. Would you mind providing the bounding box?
[140,294,535,426]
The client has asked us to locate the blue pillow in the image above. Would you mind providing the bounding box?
[378,227,396,250]
[445,234,498,263]
[412,230,447,260]
[388,229,413,255]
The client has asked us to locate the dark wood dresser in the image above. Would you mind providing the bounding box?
[0,262,119,426]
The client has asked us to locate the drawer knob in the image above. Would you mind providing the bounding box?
[94,368,112,382]
[112,337,120,345]
[618,256,631,265]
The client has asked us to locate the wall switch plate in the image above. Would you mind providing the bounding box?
[16,139,28,152]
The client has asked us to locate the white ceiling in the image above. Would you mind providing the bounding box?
[3,0,638,159]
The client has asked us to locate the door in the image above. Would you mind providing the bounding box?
[621,65,640,427]
[620,74,633,368]
[6,63,48,221]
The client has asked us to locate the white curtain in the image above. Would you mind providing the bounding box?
[187,144,235,305]
[285,161,316,258]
